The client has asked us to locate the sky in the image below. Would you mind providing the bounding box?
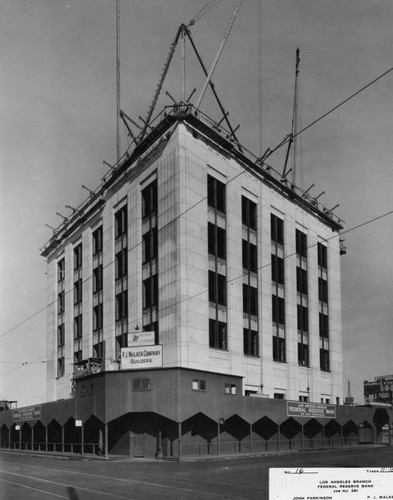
[1,0,392,407]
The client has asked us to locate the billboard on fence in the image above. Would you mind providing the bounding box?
[13,405,41,422]
[287,401,336,418]
[120,345,163,370]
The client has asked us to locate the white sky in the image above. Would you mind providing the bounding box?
[1,0,392,406]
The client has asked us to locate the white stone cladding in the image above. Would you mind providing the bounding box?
[45,119,343,404]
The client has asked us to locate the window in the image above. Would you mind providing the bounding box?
[318,242,328,269]
[320,349,330,372]
[74,350,82,364]
[242,240,257,272]
[209,319,227,350]
[296,268,308,294]
[299,395,309,402]
[207,175,225,213]
[274,393,285,400]
[92,226,103,255]
[93,341,104,359]
[296,229,307,257]
[57,258,65,282]
[208,223,226,260]
[271,255,284,284]
[133,378,151,391]
[74,314,82,340]
[143,322,159,345]
[271,214,284,245]
[142,180,157,218]
[58,291,65,315]
[57,324,65,347]
[273,336,285,362]
[74,244,82,270]
[57,357,64,378]
[272,296,285,324]
[143,228,158,263]
[208,271,226,306]
[242,196,257,230]
[74,279,82,305]
[298,343,309,366]
[192,379,206,391]
[319,313,329,338]
[318,278,328,303]
[243,285,258,315]
[115,248,128,279]
[224,383,237,395]
[336,397,340,405]
[116,291,128,321]
[297,305,308,332]
[243,328,258,356]
[93,304,103,331]
[93,265,103,293]
[143,275,158,309]
[115,205,128,238]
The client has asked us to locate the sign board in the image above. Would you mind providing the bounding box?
[75,420,83,427]
[120,345,163,370]
[287,401,336,418]
[13,405,41,422]
[127,330,155,347]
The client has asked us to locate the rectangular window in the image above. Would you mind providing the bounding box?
[93,341,104,359]
[318,242,328,269]
[133,378,151,391]
[58,291,65,314]
[209,319,227,350]
[274,393,285,400]
[116,291,128,321]
[243,328,259,356]
[242,196,257,230]
[143,228,158,263]
[273,336,285,362]
[271,214,284,245]
[192,379,206,391]
[320,349,330,372]
[296,267,308,294]
[296,229,307,257]
[271,255,285,284]
[243,285,258,316]
[93,265,103,293]
[242,240,257,272]
[74,279,82,305]
[319,313,329,338]
[74,350,82,364]
[208,271,226,306]
[93,304,103,331]
[57,258,65,282]
[272,295,285,324]
[57,324,65,347]
[92,226,103,255]
[115,205,128,238]
[142,180,157,218]
[318,278,328,303]
[74,314,82,340]
[207,175,225,213]
[298,343,309,366]
[299,395,309,402]
[297,305,308,332]
[57,357,64,378]
[143,275,158,309]
[208,223,226,260]
[224,383,237,395]
[115,248,128,279]
[74,244,82,270]
[143,322,159,345]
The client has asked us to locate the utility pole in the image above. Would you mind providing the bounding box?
[116,0,121,163]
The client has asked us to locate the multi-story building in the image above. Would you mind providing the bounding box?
[41,105,344,405]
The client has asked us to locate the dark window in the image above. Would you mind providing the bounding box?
[208,271,226,306]
[224,383,237,395]
[271,214,284,245]
[92,227,103,255]
[320,349,330,372]
[93,265,103,293]
[208,223,226,260]
[296,229,307,257]
[143,228,158,263]
[209,319,227,350]
[318,242,328,269]
[298,343,309,366]
[115,248,128,279]
[143,275,158,309]
[116,333,127,352]
[74,314,82,340]
[58,291,65,315]
[57,357,64,378]
[142,180,157,218]
[74,244,82,270]
[143,322,159,345]
[242,196,257,230]
[57,258,65,282]
[74,350,82,364]
[243,328,259,356]
[243,285,258,316]
[296,267,308,294]
[318,278,328,303]
[297,305,308,332]
[319,313,329,338]
[271,255,285,284]
[93,304,103,331]
[299,395,309,402]
[115,205,128,238]
[74,279,82,305]
[93,341,104,359]
[192,379,206,391]
[207,175,226,213]
[133,378,151,391]
[274,393,285,400]
[57,324,65,347]
[273,336,285,362]
[242,240,257,272]
[115,291,128,321]
[272,295,285,324]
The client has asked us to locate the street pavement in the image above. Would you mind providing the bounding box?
[1,445,392,499]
